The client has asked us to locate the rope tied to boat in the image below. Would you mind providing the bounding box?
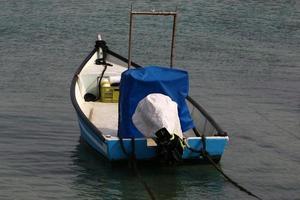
[187,131,264,200]
[95,40,109,65]
[119,137,157,200]
[130,138,156,200]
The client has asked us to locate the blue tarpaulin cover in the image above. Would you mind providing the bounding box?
[118,66,194,138]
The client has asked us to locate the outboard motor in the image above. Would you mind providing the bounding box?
[118,66,195,163]
[155,127,185,164]
[132,93,185,164]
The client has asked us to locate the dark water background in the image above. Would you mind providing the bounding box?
[0,0,299,199]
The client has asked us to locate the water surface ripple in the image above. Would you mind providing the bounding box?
[0,1,299,199]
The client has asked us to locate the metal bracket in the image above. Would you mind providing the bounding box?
[127,7,177,68]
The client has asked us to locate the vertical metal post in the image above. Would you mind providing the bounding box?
[170,14,177,68]
[127,10,177,69]
[128,8,133,69]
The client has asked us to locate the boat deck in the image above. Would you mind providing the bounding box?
[75,53,214,140]
[87,102,119,137]
[85,101,197,139]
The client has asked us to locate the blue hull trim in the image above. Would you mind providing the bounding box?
[78,114,229,162]
[78,117,108,156]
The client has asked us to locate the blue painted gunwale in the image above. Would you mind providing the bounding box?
[79,113,228,161]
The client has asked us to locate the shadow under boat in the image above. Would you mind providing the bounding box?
[71,140,226,199]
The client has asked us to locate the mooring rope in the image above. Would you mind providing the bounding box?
[119,138,157,200]
[120,132,263,200]
[203,152,263,200]
[186,134,263,200]
[251,107,300,140]
[130,139,156,200]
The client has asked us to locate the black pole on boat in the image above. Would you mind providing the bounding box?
[128,5,133,69]
[95,35,110,66]
[170,7,177,68]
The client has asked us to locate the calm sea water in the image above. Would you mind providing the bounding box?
[0,0,299,199]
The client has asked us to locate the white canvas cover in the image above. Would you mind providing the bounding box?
[132,93,183,139]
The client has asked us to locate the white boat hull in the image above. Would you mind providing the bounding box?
[71,41,229,163]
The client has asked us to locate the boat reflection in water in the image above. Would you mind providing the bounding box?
[71,139,226,199]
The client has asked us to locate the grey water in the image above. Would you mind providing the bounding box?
[0,0,299,199]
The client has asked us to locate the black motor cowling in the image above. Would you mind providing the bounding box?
[155,128,184,164]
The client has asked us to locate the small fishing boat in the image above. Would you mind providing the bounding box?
[70,10,229,163]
